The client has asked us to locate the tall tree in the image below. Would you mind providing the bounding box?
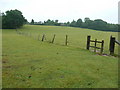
[31,19,34,25]
[84,17,93,28]
[2,9,27,29]
[84,17,90,22]
[70,20,77,27]
[76,18,83,27]
[91,19,107,30]
[55,20,58,23]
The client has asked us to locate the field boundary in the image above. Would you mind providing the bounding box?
[16,29,119,56]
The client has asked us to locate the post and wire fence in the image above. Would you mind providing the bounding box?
[16,30,119,56]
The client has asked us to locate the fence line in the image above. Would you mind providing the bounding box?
[16,30,119,56]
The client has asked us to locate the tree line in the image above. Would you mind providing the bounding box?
[1,9,119,32]
[31,18,118,32]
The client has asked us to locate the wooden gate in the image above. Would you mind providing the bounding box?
[86,35,104,54]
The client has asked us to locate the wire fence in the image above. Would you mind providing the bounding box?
[16,29,119,56]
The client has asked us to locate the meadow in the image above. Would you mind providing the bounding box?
[2,25,118,88]
[18,25,118,55]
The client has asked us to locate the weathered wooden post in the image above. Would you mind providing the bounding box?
[51,34,56,43]
[101,40,104,54]
[94,39,97,52]
[86,35,91,50]
[109,36,115,55]
[42,34,45,41]
[65,35,68,45]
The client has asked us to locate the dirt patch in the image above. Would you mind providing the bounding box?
[96,53,118,58]
[2,61,7,63]
[99,53,110,56]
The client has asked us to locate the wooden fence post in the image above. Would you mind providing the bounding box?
[101,40,104,54]
[109,36,115,55]
[94,39,97,52]
[86,35,91,50]
[65,35,68,45]
[51,34,56,43]
[42,34,45,41]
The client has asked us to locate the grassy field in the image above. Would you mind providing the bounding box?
[18,25,118,55]
[2,25,118,88]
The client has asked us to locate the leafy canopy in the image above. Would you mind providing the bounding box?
[2,9,27,29]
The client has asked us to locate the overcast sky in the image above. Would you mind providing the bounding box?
[0,0,119,24]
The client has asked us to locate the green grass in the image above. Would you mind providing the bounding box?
[2,25,118,88]
[19,25,118,55]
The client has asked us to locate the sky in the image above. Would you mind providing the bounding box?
[0,0,119,24]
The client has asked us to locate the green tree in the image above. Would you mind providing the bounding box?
[91,19,107,30]
[83,17,93,28]
[54,20,60,26]
[76,18,83,27]
[66,21,70,26]
[31,19,34,25]
[70,20,77,27]
[106,24,118,31]
[55,20,58,23]
[44,19,52,25]
[2,9,27,29]
[84,17,90,22]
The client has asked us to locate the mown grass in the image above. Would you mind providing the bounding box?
[2,25,118,88]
